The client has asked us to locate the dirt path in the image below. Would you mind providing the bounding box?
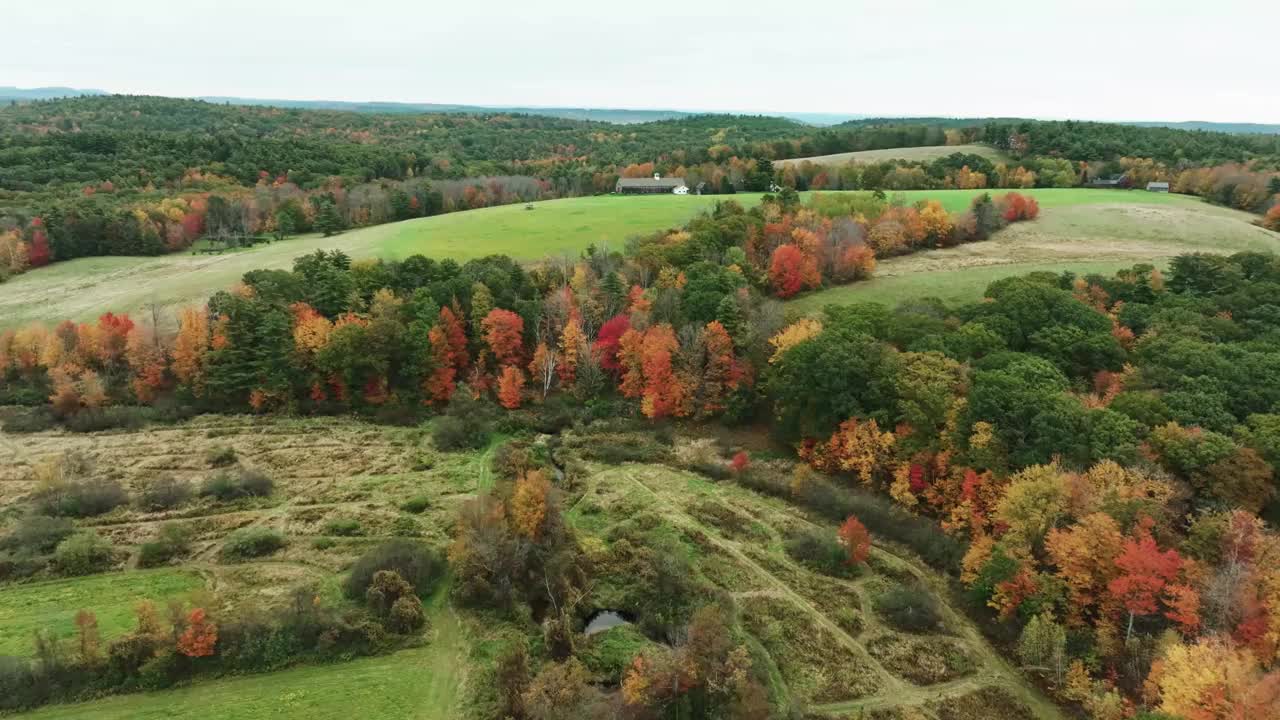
[619,467,1064,719]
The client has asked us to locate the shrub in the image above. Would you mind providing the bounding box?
[135,475,194,511]
[220,527,286,561]
[138,523,193,567]
[392,515,422,537]
[200,467,274,501]
[785,529,855,577]
[312,537,336,550]
[874,585,943,633]
[431,416,479,451]
[65,406,155,433]
[388,595,426,634]
[343,539,445,600]
[54,531,116,575]
[1,514,75,555]
[205,446,237,468]
[322,518,363,537]
[34,479,129,518]
[431,388,496,451]
[491,441,534,480]
[0,408,57,433]
[400,495,432,513]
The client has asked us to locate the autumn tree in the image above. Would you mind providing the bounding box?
[510,470,552,539]
[557,317,583,386]
[1046,512,1124,626]
[837,515,871,565]
[528,341,557,398]
[497,364,526,410]
[768,318,823,364]
[639,324,684,420]
[74,609,102,664]
[1108,522,1183,640]
[769,244,807,299]
[483,308,525,367]
[176,608,217,657]
[697,320,738,416]
[593,314,631,373]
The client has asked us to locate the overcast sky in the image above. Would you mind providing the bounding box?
[5,0,1278,123]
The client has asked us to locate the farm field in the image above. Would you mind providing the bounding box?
[775,143,1011,166]
[788,196,1280,313]
[0,187,1235,330]
[2,413,1063,719]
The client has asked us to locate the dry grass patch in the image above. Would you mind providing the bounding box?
[929,687,1035,720]
[740,594,881,704]
[864,633,976,685]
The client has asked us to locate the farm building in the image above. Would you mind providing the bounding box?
[616,173,688,195]
[1086,176,1129,189]
[1146,181,1170,192]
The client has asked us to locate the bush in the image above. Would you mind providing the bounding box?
[205,446,237,468]
[33,478,129,518]
[388,595,426,634]
[431,416,479,451]
[138,522,193,567]
[873,585,943,633]
[785,529,855,577]
[65,406,155,433]
[322,518,363,537]
[1,515,75,555]
[400,495,432,513]
[135,475,194,511]
[221,527,286,561]
[0,408,57,433]
[491,441,533,480]
[312,537,337,550]
[54,531,116,575]
[200,467,274,501]
[391,515,422,537]
[343,539,445,600]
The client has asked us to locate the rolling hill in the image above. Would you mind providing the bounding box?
[774,144,1010,166]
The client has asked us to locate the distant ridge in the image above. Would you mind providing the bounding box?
[2,87,1277,133]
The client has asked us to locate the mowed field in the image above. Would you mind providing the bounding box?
[787,191,1280,313]
[0,187,1268,330]
[774,143,1010,167]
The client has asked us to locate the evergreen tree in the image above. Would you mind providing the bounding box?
[715,295,745,347]
[469,282,494,339]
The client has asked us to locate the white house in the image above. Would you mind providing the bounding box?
[673,185,689,195]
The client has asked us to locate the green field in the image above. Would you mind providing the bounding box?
[775,143,1010,166]
[0,188,1264,330]
[0,570,203,656]
[789,192,1280,313]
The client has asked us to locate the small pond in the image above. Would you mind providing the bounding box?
[584,609,633,636]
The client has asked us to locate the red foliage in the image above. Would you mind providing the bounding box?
[496,364,525,409]
[998,192,1040,222]
[482,309,525,366]
[908,464,928,493]
[438,305,469,373]
[424,325,457,404]
[593,314,631,373]
[730,451,750,474]
[177,608,218,657]
[27,218,51,267]
[769,244,806,298]
[837,515,871,565]
[1108,525,1183,618]
[640,325,683,419]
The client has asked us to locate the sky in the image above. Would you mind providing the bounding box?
[5,0,1279,123]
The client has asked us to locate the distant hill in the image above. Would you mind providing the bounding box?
[196,96,695,124]
[0,86,107,102]
[1126,120,1280,135]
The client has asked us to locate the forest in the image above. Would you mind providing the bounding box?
[2,96,1279,285]
[2,180,1279,717]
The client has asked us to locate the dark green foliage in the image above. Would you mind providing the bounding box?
[205,446,237,468]
[1,515,74,556]
[64,407,156,433]
[134,475,194,511]
[430,388,495,451]
[767,326,899,439]
[874,584,943,633]
[33,478,128,518]
[399,495,432,514]
[784,529,856,578]
[322,518,364,537]
[220,527,286,560]
[0,408,58,433]
[54,531,115,575]
[199,467,274,501]
[343,540,446,601]
[137,522,193,567]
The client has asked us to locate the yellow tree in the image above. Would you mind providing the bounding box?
[172,306,210,392]
[768,319,823,364]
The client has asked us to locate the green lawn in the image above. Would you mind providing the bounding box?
[22,590,466,720]
[0,188,1250,330]
[0,570,203,656]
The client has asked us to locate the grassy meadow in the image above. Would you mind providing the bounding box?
[0,187,1266,330]
[774,143,1011,166]
[0,570,203,656]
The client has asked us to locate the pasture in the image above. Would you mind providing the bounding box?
[0,187,1260,330]
[774,143,1010,166]
[787,195,1280,313]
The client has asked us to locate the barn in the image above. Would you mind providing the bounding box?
[615,173,688,195]
[1146,181,1170,192]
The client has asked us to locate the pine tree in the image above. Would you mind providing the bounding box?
[714,295,744,347]
[469,283,494,340]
